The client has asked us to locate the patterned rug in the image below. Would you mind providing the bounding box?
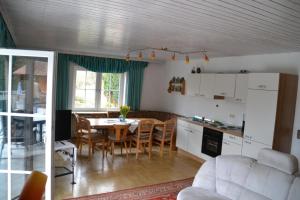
[65,178,193,200]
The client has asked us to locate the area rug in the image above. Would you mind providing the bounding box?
[65,177,193,200]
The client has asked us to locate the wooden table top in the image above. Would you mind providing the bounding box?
[87,118,163,128]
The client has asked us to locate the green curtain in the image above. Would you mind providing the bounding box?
[56,53,148,110]
[0,14,15,48]
[56,54,70,110]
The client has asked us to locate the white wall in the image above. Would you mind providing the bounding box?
[141,52,300,164]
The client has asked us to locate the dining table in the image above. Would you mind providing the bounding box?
[87,118,164,133]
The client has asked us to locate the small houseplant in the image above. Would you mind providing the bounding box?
[119,105,130,122]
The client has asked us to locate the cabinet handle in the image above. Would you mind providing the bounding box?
[258,84,266,89]
[220,92,226,95]
[199,94,205,97]
[245,135,252,139]
[223,141,229,145]
[184,128,193,133]
[244,140,251,144]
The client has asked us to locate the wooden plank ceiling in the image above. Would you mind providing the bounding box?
[1,0,300,59]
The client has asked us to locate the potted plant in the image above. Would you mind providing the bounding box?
[119,105,130,122]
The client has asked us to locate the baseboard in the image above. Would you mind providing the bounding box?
[177,148,205,163]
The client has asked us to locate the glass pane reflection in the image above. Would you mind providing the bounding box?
[0,173,7,200]
[11,116,45,171]
[0,116,7,169]
[0,55,9,112]
[12,56,48,114]
[11,174,29,199]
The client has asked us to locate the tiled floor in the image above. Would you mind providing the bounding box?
[54,146,202,200]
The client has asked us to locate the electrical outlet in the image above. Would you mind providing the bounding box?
[298,130,300,139]
[229,114,235,118]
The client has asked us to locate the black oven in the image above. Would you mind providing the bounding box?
[202,127,223,157]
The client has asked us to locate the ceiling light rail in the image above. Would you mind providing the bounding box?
[125,47,209,64]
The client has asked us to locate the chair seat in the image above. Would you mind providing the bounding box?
[153,131,171,141]
[108,133,130,142]
[132,133,151,140]
[81,133,105,141]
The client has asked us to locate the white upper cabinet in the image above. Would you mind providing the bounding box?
[244,89,278,146]
[186,74,201,96]
[248,73,279,91]
[214,74,236,97]
[199,74,215,99]
[234,74,248,103]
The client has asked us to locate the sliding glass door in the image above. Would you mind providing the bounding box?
[0,49,55,200]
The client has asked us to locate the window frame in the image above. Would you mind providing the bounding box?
[70,64,125,111]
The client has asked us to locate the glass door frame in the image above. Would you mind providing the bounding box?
[0,48,55,200]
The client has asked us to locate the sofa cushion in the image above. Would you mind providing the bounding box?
[243,163,295,200]
[193,158,216,191]
[216,155,255,199]
[177,187,230,200]
[257,148,298,175]
[287,177,300,200]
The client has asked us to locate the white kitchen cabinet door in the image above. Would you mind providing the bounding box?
[244,89,278,146]
[187,127,203,158]
[199,74,215,99]
[186,74,201,96]
[222,140,242,155]
[234,74,248,103]
[248,73,279,91]
[176,125,188,151]
[242,139,272,159]
[214,74,236,97]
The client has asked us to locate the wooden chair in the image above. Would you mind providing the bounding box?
[77,117,106,159]
[153,118,176,157]
[18,171,47,200]
[107,124,130,160]
[131,119,155,159]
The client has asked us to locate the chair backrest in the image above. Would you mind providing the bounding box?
[19,171,47,200]
[163,118,176,137]
[77,117,91,137]
[137,119,154,140]
[113,124,129,141]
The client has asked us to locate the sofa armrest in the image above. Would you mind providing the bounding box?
[192,158,216,191]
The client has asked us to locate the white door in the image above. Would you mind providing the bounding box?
[199,74,215,99]
[0,49,55,200]
[186,74,201,96]
[234,74,248,103]
[214,74,236,97]
[187,126,203,158]
[242,139,272,159]
[244,89,278,146]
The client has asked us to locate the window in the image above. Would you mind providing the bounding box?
[72,66,125,110]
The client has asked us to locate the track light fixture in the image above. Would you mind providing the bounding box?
[127,47,208,64]
[171,52,176,61]
[150,51,156,60]
[203,54,209,63]
[125,52,130,61]
[138,51,143,60]
[185,55,190,64]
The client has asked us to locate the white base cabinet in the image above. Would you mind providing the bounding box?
[242,139,271,159]
[221,133,242,155]
[176,119,203,158]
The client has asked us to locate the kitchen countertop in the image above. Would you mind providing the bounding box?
[178,117,243,138]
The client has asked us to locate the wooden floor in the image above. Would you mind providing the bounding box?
[54,146,202,200]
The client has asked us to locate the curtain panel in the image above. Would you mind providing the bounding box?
[0,14,15,48]
[56,53,148,110]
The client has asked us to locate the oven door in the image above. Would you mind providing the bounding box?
[201,127,223,157]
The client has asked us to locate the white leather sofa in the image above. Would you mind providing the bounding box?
[178,149,300,200]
